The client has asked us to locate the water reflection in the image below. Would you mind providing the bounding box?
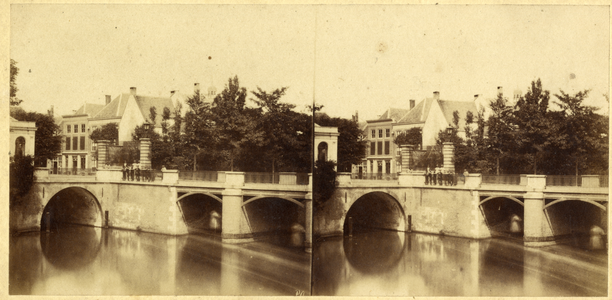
[40,226,101,270]
[10,226,310,295]
[313,230,607,296]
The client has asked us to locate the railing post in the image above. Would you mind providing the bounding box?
[464,174,482,189]
[337,172,352,185]
[581,175,600,188]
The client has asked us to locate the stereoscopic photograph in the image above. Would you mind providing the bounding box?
[7,3,609,297]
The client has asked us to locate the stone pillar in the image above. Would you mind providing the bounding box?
[278,172,297,185]
[140,138,151,169]
[581,175,600,188]
[524,175,552,247]
[336,172,352,185]
[222,172,248,243]
[400,145,413,173]
[443,142,455,173]
[98,140,110,167]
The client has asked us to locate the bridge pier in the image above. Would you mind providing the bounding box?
[523,175,554,247]
[221,172,252,243]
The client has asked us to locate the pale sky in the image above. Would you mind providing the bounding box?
[9,4,610,121]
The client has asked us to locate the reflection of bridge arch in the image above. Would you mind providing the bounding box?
[243,195,304,208]
[41,187,103,229]
[544,198,607,211]
[344,191,406,233]
[480,195,524,207]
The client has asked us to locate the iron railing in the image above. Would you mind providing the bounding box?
[546,175,582,187]
[244,172,280,184]
[600,175,609,188]
[482,175,522,185]
[351,173,399,180]
[49,168,96,176]
[296,173,310,185]
[178,170,218,182]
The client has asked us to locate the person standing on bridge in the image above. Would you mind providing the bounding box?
[130,165,135,181]
[136,165,141,181]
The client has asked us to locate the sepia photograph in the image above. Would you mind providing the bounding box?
[6,3,610,297]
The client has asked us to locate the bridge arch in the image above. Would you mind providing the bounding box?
[543,198,607,211]
[176,192,223,233]
[242,196,306,241]
[480,195,524,207]
[343,191,406,234]
[242,195,304,208]
[41,186,103,230]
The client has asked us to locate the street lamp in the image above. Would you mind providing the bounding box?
[143,122,151,138]
[445,125,453,142]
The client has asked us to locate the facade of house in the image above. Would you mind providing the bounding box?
[355,91,479,176]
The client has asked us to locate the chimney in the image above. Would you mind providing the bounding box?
[353,110,359,123]
[497,86,503,96]
[48,105,54,116]
[433,91,440,100]
[194,83,200,93]
[409,99,415,109]
[130,87,137,95]
[473,94,479,101]
[105,95,111,105]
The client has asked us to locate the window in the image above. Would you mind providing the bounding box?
[66,137,71,150]
[384,141,390,155]
[73,137,78,151]
[371,130,375,138]
[80,136,85,150]
[386,129,390,138]
[370,142,375,155]
[378,129,383,138]
[377,141,382,155]
[74,124,78,133]
[81,124,85,133]
[67,125,71,133]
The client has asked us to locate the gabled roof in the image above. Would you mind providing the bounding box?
[134,95,175,127]
[91,93,131,120]
[397,98,433,125]
[437,100,478,129]
[378,107,410,122]
[75,103,104,116]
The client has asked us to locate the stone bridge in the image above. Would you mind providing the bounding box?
[16,168,312,249]
[314,172,608,247]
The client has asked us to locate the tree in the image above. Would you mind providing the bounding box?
[89,123,119,144]
[10,109,63,166]
[10,155,35,206]
[211,76,263,171]
[487,93,514,174]
[313,160,337,208]
[10,59,23,106]
[553,89,608,175]
[394,128,422,149]
[512,78,552,174]
[183,90,218,170]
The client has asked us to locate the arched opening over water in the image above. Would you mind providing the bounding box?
[177,193,223,235]
[41,187,103,230]
[479,196,524,238]
[242,196,305,247]
[544,199,607,249]
[343,192,406,234]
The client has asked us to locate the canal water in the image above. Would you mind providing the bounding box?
[11,226,608,296]
[9,225,311,295]
[313,230,608,296]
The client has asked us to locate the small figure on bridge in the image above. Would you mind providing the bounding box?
[509,214,522,233]
[425,168,431,185]
[122,163,127,181]
[136,165,141,181]
[130,165,135,181]
[437,169,443,186]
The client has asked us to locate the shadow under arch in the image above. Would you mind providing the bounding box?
[343,191,406,234]
[242,196,306,247]
[177,193,223,234]
[479,196,524,237]
[41,186,103,230]
[543,198,608,244]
